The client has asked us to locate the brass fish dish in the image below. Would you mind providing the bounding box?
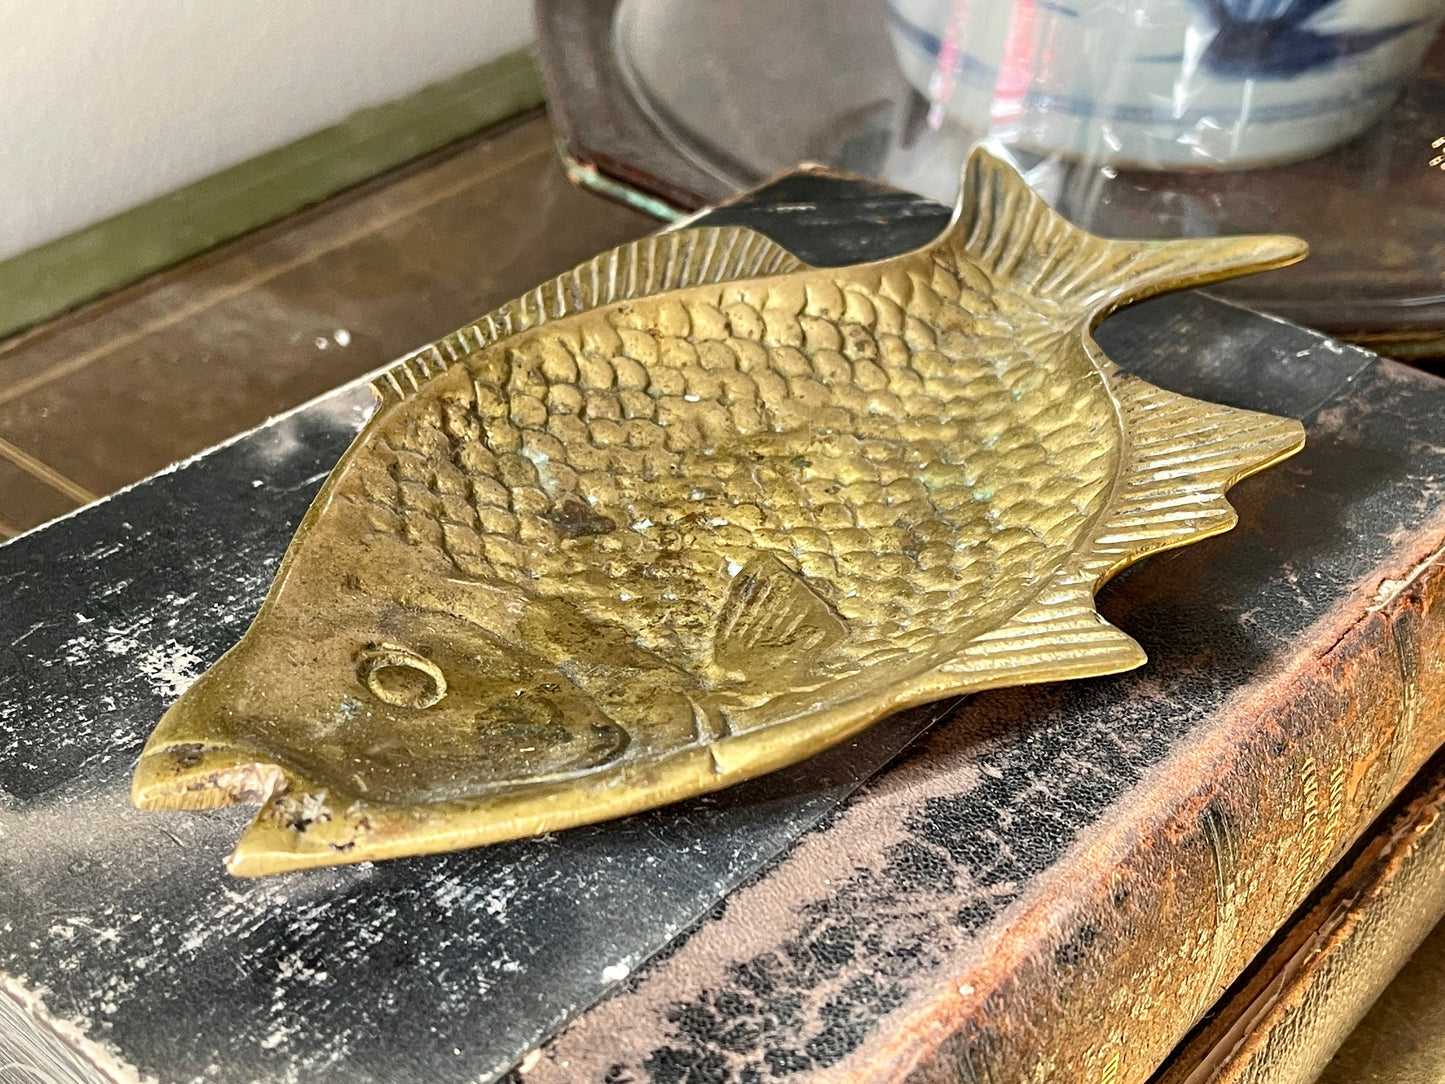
[133,149,1306,875]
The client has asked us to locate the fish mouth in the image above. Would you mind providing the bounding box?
[130,744,352,877]
[131,741,375,877]
[131,741,290,811]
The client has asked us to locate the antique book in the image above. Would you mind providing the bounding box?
[1155,744,1445,1084]
[1,173,1443,1084]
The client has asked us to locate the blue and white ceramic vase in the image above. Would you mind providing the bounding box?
[889,0,1445,167]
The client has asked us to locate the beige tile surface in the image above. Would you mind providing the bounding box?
[0,110,654,535]
[0,456,81,537]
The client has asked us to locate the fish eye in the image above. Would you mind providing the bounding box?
[357,644,447,709]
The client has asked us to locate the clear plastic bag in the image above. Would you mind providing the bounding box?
[554,0,1445,354]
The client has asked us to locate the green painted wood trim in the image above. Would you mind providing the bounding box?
[560,151,685,224]
[0,48,545,341]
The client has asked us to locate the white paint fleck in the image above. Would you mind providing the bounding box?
[518,1049,543,1073]
[314,335,330,350]
[136,640,204,698]
[10,621,45,646]
[333,328,351,346]
[601,962,630,982]
[726,560,743,576]
[60,635,96,665]
[102,629,141,656]
[482,883,514,917]
[632,517,653,529]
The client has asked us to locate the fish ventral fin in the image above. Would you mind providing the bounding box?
[933,579,1146,686]
[370,225,811,404]
[943,145,1308,318]
[713,555,847,674]
[929,314,1305,692]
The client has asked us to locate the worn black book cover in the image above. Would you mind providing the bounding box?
[2,175,1443,1084]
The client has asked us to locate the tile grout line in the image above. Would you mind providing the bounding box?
[0,437,97,504]
[0,141,553,411]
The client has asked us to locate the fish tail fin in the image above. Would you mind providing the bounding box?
[940,145,1307,319]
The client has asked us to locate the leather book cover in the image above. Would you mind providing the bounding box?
[0,175,1442,1084]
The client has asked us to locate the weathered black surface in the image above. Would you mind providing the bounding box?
[0,175,1422,1084]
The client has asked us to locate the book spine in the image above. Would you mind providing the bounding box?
[1154,745,1445,1084]
[906,535,1445,1083]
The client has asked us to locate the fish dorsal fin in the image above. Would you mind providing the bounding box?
[937,145,1307,317]
[713,555,846,673]
[370,225,810,405]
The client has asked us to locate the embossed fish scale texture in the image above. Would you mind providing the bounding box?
[352,244,1118,678]
[130,147,1310,874]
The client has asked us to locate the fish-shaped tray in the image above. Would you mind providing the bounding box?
[132,148,1306,875]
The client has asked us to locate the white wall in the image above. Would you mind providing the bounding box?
[0,0,533,262]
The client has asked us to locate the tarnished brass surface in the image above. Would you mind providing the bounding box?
[131,149,1307,875]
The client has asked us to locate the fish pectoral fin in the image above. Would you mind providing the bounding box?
[712,554,847,674]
